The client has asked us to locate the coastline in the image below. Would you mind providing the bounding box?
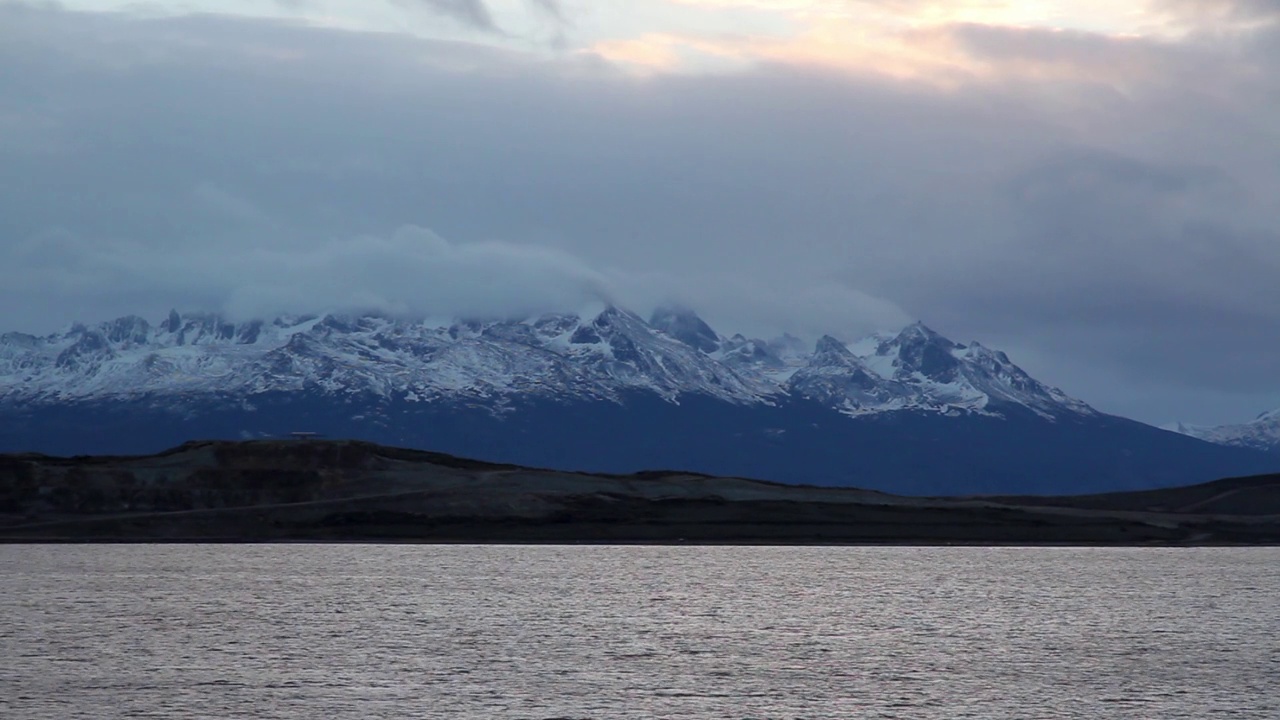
[4,439,1279,546]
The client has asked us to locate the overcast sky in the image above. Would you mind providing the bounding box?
[1,0,1278,426]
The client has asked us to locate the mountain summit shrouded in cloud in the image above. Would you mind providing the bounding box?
[0,222,912,348]
[0,1,1278,427]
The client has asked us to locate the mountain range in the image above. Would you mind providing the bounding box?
[1,305,1275,495]
[1166,410,1280,455]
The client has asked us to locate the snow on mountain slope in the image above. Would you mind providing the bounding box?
[1166,409,1280,454]
[0,307,1096,419]
[785,336,914,412]
[784,323,1094,419]
[0,307,766,407]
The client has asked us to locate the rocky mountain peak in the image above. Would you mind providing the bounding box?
[1168,407,1280,455]
[163,309,182,333]
[0,308,1097,421]
[717,334,785,370]
[649,306,721,354]
[810,335,862,367]
[103,315,151,345]
[787,336,899,410]
[881,322,963,381]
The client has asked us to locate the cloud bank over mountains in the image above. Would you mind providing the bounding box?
[1,220,911,348]
[0,2,1277,424]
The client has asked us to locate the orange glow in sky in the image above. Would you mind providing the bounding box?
[60,0,1275,81]
[580,0,1255,82]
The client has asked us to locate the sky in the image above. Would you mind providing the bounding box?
[0,0,1278,426]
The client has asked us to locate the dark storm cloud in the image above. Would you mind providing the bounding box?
[0,4,1278,423]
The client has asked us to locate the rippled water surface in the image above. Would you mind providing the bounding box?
[3,545,1278,719]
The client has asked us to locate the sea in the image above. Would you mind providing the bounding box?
[2,545,1277,719]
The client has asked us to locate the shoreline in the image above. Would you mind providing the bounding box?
[5,439,1279,546]
[5,537,1279,547]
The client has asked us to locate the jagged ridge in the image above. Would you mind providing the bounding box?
[1167,409,1280,455]
[0,306,1094,420]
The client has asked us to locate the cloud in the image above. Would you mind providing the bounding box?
[397,0,497,31]
[607,270,912,341]
[1159,0,1280,25]
[220,226,615,320]
[393,0,569,34]
[0,221,908,341]
[527,0,564,23]
[1,5,1279,423]
[0,222,617,325]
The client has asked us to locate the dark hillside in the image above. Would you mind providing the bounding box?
[3,440,1277,545]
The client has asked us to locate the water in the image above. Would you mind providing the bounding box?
[2,545,1277,719]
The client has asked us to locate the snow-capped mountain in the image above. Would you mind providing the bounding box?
[783,322,1093,419]
[1,306,759,406]
[1166,409,1280,455]
[2,305,1274,495]
[0,306,1091,420]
